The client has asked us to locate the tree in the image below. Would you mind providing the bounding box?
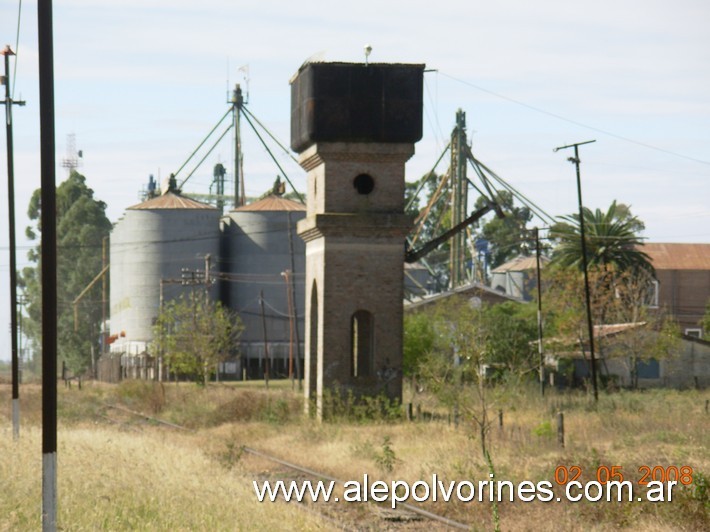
[151,293,242,385]
[605,268,679,389]
[474,191,533,270]
[542,265,678,389]
[404,179,422,219]
[481,301,537,372]
[701,299,710,341]
[414,297,537,447]
[18,171,112,374]
[402,311,436,377]
[417,298,493,456]
[406,172,454,287]
[549,201,653,273]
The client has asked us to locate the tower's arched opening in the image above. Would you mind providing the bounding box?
[351,310,374,378]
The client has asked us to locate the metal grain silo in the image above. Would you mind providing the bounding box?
[221,195,306,379]
[109,190,221,370]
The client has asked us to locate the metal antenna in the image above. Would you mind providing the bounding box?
[61,132,81,174]
[554,139,598,402]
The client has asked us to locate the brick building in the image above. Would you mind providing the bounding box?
[643,243,710,337]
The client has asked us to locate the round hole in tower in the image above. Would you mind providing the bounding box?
[353,174,375,195]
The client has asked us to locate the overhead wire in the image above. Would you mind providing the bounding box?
[406,141,450,213]
[423,73,446,151]
[240,105,300,166]
[439,71,710,167]
[240,106,305,204]
[470,156,556,226]
[12,0,22,98]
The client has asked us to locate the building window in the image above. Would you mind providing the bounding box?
[684,328,702,339]
[351,310,374,377]
[647,279,660,308]
[636,358,660,379]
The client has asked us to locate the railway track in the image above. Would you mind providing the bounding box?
[100,403,472,531]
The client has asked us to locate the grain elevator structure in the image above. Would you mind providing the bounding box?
[221,195,306,378]
[109,184,221,377]
[108,181,305,381]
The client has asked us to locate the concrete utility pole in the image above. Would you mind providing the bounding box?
[554,140,598,402]
[37,0,59,526]
[2,45,26,440]
[534,227,545,397]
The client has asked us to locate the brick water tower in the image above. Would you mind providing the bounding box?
[291,62,424,417]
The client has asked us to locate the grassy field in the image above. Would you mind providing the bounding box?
[1,380,708,531]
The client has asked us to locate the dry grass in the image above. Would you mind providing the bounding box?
[1,381,708,530]
[0,424,326,531]
[198,385,710,530]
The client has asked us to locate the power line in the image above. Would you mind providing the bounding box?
[439,71,710,167]
[12,0,23,98]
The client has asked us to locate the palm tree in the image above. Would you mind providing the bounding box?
[550,201,654,273]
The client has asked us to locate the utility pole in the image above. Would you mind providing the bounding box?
[37,0,59,526]
[204,254,211,301]
[2,45,26,440]
[281,269,295,385]
[554,140,598,402]
[259,290,270,388]
[534,227,545,397]
[101,236,108,363]
[286,212,302,388]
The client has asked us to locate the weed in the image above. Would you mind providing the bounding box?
[350,439,375,460]
[216,438,244,469]
[532,420,554,439]
[260,398,291,424]
[116,380,166,414]
[374,436,398,473]
[692,471,708,507]
[322,388,403,423]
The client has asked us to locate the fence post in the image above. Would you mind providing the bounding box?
[498,409,503,428]
[557,411,565,448]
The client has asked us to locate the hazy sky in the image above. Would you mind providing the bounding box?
[1,0,709,360]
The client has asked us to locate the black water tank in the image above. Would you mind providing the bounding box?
[290,62,424,153]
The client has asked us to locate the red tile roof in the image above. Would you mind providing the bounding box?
[642,243,710,270]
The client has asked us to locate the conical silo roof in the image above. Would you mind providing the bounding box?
[127,191,218,211]
[232,195,305,212]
